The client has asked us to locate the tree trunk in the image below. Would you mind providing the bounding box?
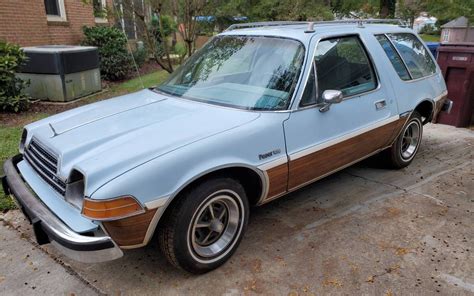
[185,40,193,57]
[379,0,389,18]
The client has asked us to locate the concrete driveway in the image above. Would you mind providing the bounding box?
[1,124,473,295]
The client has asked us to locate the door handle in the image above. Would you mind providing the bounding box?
[375,100,386,110]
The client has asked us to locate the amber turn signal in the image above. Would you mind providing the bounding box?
[82,196,144,221]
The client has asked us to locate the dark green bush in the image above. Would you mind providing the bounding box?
[82,26,132,81]
[0,40,29,112]
[420,24,440,36]
[132,45,147,68]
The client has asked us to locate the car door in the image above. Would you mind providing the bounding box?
[284,34,402,191]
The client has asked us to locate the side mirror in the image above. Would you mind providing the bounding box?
[319,90,343,112]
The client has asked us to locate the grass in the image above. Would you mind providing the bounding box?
[420,34,440,42]
[0,126,22,211]
[0,70,169,212]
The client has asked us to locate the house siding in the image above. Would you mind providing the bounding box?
[0,0,114,47]
[441,28,474,43]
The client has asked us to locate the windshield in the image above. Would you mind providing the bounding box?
[156,36,305,110]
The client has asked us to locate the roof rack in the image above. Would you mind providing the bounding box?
[226,19,407,31]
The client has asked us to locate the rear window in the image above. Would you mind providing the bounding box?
[375,35,411,80]
[386,33,437,79]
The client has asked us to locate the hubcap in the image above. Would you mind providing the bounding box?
[401,120,421,160]
[190,193,242,258]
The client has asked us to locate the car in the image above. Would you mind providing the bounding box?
[2,20,453,274]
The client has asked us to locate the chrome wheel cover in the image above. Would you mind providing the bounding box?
[400,120,421,160]
[187,190,244,263]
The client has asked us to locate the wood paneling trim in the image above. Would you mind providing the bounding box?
[263,117,408,202]
[432,95,448,123]
[265,163,288,199]
[103,209,157,247]
[287,118,407,190]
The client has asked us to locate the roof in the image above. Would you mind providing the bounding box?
[441,16,472,28]
[220,21,413,43]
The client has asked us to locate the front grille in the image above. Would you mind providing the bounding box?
[24,138,66,196]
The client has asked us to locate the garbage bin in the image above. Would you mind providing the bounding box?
[426,42,440,59]
[436,43,474,127]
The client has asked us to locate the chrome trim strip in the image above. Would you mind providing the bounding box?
[144,196,170,209]
[25,149,57,178]
[23,153,66,194]
[257,156,288,171]
[434,90,448,102]
[289,116,400,161]
[28,144,57,171]
[29,137,59,164]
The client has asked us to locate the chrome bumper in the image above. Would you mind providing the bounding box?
[2,155,123,263]
[442,99,453,114]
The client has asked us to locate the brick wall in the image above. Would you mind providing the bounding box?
[0,0,114,47]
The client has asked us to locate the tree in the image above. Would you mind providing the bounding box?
[120,0,175,73]
[172,0,208,57]
[397,0,427,28]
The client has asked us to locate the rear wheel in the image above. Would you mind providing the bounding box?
[386,111,423,169]
[158,178,249,274]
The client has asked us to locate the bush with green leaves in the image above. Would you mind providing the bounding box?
[132,45,147,68]
[0,40,29,112]
[82,26,132,81]
[419,24,440,36]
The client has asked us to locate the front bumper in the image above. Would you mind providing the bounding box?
[2,155,123,263]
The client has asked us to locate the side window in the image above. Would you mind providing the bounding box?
[300,64,317,106]
[387,33,436,79]
[375,35,411,80]
[315,36,377,99]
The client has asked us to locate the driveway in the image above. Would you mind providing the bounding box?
[1,123,473,295]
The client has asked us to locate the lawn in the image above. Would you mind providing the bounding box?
[0,70,169,211]
[420,34,440,42]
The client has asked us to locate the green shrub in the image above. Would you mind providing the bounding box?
[0,40,29,112]
[420,24,440,36]
[132,45,147,68]
[82,26,132,81]
[173,42,187,64]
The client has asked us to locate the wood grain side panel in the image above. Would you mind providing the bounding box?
[432,95,448,123]
[103,209,157,247]
[265,163,288,200]
[384,117,409,146]
[288,119,403,190]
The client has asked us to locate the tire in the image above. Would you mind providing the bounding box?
[158,177,249,274]
[386,111,423,169]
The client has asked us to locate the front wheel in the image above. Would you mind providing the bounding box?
[158,178,249,274]
[386,111,423,169]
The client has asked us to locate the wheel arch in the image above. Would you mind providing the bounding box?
[414,99,435,124]
[148,164,266,243]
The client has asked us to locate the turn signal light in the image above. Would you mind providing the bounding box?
[82,196,145,221]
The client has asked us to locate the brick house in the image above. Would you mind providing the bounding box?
[0,0,114,46]
[441,16,474,44]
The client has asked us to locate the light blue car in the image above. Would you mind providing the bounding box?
[2,20,452,273]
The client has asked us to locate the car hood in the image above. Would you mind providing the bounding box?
[25,89,260,187]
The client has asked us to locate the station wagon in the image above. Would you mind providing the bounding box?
[2,20,452,273]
